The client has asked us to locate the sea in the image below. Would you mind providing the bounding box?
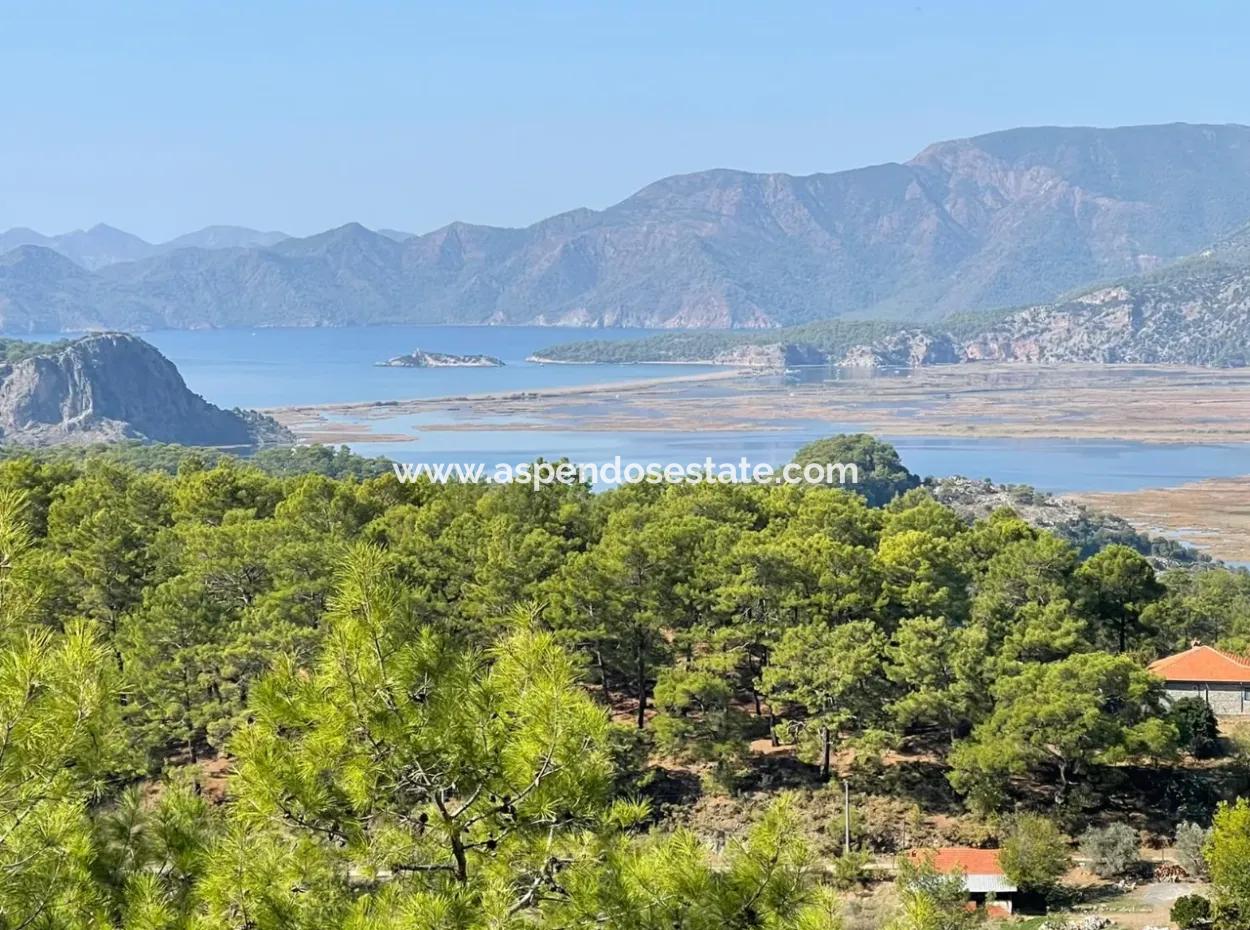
[18,325,1250,495]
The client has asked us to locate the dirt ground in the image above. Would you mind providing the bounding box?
[1056,879,1206,929]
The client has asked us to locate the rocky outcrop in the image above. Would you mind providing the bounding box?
[962,268,1250,366]
[840,330,962,368]
[378,349,504,368]
[710,343,828,369]
[0,333,291,447]
[928,476,1208,568]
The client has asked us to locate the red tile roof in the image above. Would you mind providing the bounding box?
[909,847,1004,875]
[1149,645,1250,684]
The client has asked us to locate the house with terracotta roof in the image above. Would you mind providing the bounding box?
[1149,644,1250,715]
[906,847,1017,915]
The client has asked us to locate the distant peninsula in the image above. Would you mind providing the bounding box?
[377,349,505,368]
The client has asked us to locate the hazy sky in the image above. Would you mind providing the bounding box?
[3,0,1250,241]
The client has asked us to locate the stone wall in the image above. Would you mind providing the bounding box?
[1164,681,1250,716]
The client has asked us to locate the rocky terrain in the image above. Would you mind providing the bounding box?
[928,476,1209,568]
[708,343,828,368]
[839,330,963,368]
[378,349,504,367]
[5,124,1250,330]
[539,252,1250,370]
[0,333,291,447]
[962,266,1250,367]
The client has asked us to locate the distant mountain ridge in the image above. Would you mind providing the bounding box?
[0,224,290,270]
[6,123,1250,331]
[537,236,1250,369]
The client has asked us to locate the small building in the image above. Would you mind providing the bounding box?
[907,847,1017,916]
[1149,645,1250,716]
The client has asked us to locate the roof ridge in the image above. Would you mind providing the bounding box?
[1149,644,1250,682]
[1210,645,1250,664]
[1152,642,1250,662]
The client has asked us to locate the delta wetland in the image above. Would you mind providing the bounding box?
[267,363,1250,563]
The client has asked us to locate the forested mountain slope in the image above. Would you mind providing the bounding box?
[538,230,1250,368]
[5,123,1250,330]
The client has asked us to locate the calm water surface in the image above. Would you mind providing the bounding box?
[124,326,708,408]
[353,428,1250,494]
[17,326,1250,494]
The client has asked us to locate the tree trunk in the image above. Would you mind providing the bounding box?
[820,725,832,781]
[1054,759,1069,805]
[450,832,468,882]
[594,644,611,704]
[635,634,647,729]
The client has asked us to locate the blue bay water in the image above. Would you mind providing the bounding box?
[353,428,1250,495]
[104,325,707,408]
[16,326,1250,495]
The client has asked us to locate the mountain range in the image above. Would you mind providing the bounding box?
[0,224,290,271]
[6,123,1250,332]
[539,220,1250,369]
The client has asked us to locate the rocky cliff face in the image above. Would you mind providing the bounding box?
[710,342,829,368]
[962,265,1250,366]
[0,333,288,446]
[840,330,963,368]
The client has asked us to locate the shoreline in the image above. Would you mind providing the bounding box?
[261,365,758,416]
[267,362,1250,447]
[1070,476,1250,563]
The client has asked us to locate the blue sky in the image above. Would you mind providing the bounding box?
[3,0,1249,241]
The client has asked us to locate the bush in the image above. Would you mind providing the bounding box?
[1171,893,1212,929]
[1079,823,1139,878]
[1175,821,1211,878]
[853,795,925,853]
[1000,813,1071,894]
[1169,696,1222,758]
[829,849,872,890]
[1207,799,1250,928]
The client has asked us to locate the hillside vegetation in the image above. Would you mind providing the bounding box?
[536,241,1250,368]
[4,437,1250,927]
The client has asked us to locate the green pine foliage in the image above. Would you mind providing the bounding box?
[0,440,1247,926]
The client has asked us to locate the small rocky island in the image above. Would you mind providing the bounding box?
[377,349,505,368]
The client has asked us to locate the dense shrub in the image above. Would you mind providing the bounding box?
[1000,814,1070,894]
[1176,821,1211,878]
[1078,823,1140,877]
[1170,696,1222,758]
[1171,893,1212,928]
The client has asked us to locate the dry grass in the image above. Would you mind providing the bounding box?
[270,363,1250,445]
[1072,476,1250,562]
